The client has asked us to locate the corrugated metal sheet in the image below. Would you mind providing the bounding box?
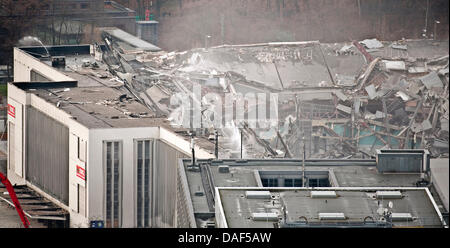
[152,140,188,227]
[26,106,69,204]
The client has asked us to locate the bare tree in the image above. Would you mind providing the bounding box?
[0,0,50,79]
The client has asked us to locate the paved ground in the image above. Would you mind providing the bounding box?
[0,199,46,228]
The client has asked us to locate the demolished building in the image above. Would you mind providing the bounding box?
[97,36,449,160]
[5,32,449,228]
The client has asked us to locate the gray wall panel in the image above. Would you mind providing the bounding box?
[377,153,422,173]
[26,106,69,204]
[152,140,188,228]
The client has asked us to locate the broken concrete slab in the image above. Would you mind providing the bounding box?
[419,71,443,89]
[438,67,449,76]
[391,43,408,50]
[354,98,361,115]
[440,118,449,132]
[334,90,348,101]
[360,39,384,49]
[375,111,386,119]
[410,122,422,133]
[383,60,407,71]
[408,67,428,74]
[395,91,410,101]
[422,119,432,131]
[336,104,352,114]
[365,84,377,99]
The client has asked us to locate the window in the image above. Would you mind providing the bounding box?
[136,140,152,227]
[293,179,302,187]
[104,141,122,228]
[261,178,278,187]
[284,178,293,187]
[30,70,50,82]
[78,138,86,162]
[308,178,330,187]
[8,122,15,171]
[80,3,90,9]
[259,171,330,188]
[284,178,303,187]
[78,184,86,216]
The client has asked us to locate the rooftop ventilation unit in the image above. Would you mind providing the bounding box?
[376,191,402,199]
[246,191,272,199]
[218,165,230,173]
[318,213,346,220]
[391,213,413,221]
[51,56,66,68]
[310,191,337,198]
[251,213,279,221]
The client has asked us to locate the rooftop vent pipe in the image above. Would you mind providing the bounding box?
[51,56,66,68]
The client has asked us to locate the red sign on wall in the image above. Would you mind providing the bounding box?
[145,9,150,21]
[7,104,15,118]
[76,165,86,181]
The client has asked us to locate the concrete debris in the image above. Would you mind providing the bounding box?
[336,74,356,86]
[334,90,348,101]
[391,43,408,50]
[422,119,433,131]
[395,91,410,101]
[408,67,428,74]
[338,44,356,55]
[375,111,386,119]
[97,35,448,160]
[360,39,384,49]
[441,118,449,132]
[438,67,449,76]
[336,104,352,114]
[419,72,443,89]
[365,84,378,99]
[383,60,407,71]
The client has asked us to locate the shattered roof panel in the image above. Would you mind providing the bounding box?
[103,28,161,51]
[419,71,443,89]
[360,39,384,49]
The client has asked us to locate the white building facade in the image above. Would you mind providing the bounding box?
[7,47,213,227]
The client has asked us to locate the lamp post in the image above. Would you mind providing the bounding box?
[204,35,211,50]
[434,20,440,40]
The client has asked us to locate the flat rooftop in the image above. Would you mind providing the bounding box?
[216,188,444,228]
[13,46,216,152]
[16,51,170,129]
[180,159,430,221]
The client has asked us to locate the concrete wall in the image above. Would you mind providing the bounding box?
[13,48,74,82]
[87,126,213,228]
[7,84,28,185]
[10,46,215,228]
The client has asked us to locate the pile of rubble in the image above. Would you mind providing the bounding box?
[329,40,449,158]
[97,35,449,159]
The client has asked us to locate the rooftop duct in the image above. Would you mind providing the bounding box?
[376,191,402,199]
[245,191,272,199]
[391,213,414,221]
[319,213,346,220]
[310,191,337,198]
[252,213,279,221]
